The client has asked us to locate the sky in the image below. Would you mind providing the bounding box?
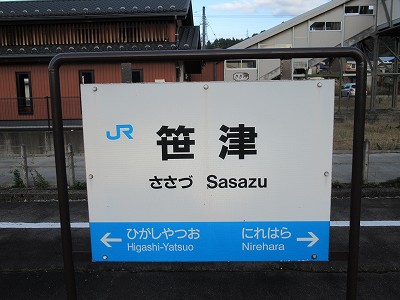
[3,0,330,41]
[192,0,330,41]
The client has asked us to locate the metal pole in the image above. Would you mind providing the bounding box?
[338,58,343,112]
[392,37,399,109]
[49,67,77,300]
[46,96,51,129]
[67,143,76,187]
[346,53,367,300]
[371,35,379,111]
[20,144,29,187]
[202,7,206,49]
[363,140,370,184]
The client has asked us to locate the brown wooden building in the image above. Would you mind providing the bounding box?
[0,0,202,128]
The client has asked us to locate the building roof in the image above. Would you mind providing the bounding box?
[0,25,200,59]
[0,0,200,62]
[230,0,350,49]
[178,26,200,50]
[0,29,201,58]
[0,0,192,21]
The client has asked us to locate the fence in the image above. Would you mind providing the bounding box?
[335,94,400,112]
[0,96,82,129]
[0,91,398,131]
[1,141,380,189]
[0,144,86,188]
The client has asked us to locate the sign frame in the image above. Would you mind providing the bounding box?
[48,48,368,299]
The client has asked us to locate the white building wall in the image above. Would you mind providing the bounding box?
[376,0,398,28]
[293,23,309,47]
[224,0,398,81]
[344,15,375,40]
[343,1,375,40]
[308,8,343,47]
[257,30,293,47]
[393,0,400,23]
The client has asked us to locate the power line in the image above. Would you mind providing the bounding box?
[207,21,218,41]
[194,14,294,19]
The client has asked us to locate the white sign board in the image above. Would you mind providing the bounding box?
[81,81,334,262]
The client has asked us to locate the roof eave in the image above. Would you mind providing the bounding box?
[0,12,189,23]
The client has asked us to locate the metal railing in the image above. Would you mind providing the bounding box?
[0,96,82,129]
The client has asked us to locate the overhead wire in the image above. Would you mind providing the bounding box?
[193,14,295,19]
[207,19,218,41]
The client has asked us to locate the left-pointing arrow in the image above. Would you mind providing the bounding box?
[100,232,122,248]
[296,232,319,247]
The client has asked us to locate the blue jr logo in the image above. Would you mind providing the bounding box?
[106,124,134,140]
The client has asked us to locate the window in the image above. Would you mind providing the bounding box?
[79,70,95,84]
[310,22,325,31]
[226,60,257,69]
[226,61,241,69]
[359,6,374,15]
[345,5,374,15]
[132,69,143,83]
[345,6,359,14]
[16,72,33,115]
[326,22,341,30]
[310,22,341,31]
[242,60,257,68]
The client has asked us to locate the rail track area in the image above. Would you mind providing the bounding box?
[0,190,399,299]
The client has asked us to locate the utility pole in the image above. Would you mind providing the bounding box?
[202,6,206,49]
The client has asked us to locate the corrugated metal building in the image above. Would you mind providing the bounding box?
[225,0,399,109]
[0,0,201,128]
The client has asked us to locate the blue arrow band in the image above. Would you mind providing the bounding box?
[90,221,329,262]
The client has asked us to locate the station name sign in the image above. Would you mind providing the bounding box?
[81,81,334,262]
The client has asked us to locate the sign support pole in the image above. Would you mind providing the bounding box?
[346,53,367,300]
[48,48,367,300]
[49,68,77,300]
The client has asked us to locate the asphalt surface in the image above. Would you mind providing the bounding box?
[0,190,399,299]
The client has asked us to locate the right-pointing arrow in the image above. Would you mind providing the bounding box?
[296,232,319,247]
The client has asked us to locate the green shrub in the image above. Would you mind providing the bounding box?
[12,169,25,188]
[382,177,400,188]
[71,181,86,190]
[30,169,50,189]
